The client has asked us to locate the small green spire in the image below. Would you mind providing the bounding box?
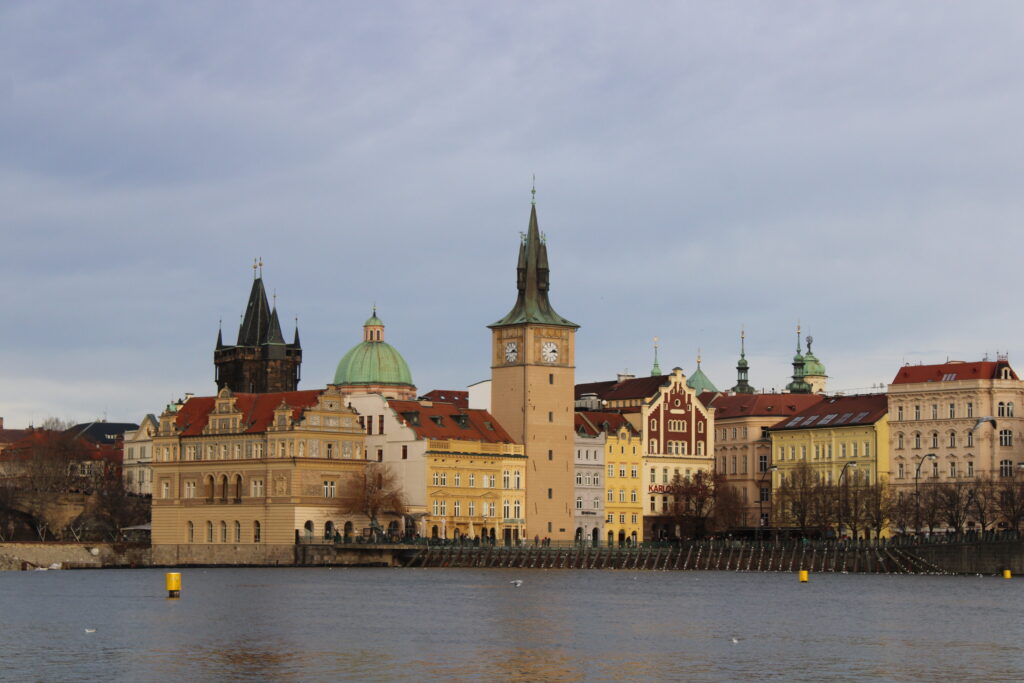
[651,336,662,376]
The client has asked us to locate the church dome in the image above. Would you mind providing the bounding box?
[332,310,414,389]
[803,351,826,377]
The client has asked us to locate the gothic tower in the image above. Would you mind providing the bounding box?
[489,193,579,542]
[214,267,302,393]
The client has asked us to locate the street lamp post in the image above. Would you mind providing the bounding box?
[757,465,779,540]
[838,461,858,539]
[914,453,938,535]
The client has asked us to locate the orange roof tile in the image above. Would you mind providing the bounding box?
[890,360,1018,385]
[175,390,324,436]
[387,400,515,443]
[702,393,826,419]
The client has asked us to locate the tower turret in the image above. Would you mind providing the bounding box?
[785,323,811,394]
[732,328,754,394]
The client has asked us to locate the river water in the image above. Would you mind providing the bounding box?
[1,567,1021,682]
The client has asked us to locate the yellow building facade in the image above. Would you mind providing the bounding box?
[604,425,644,545]
[425,438,526,543]
[769,394,890,536]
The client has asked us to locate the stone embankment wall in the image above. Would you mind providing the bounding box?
[0,542,150,571]
[912,540,1024,575]
[151,543,296,566]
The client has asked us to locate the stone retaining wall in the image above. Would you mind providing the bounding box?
[0,542,150,571]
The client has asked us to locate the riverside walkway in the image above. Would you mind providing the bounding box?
[399,532,1022,575]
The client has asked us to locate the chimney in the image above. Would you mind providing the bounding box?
[617,373,635,383]
[0,417,4,429]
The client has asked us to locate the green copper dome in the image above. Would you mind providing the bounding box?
[333,312,414,388]
[803,351,826,376]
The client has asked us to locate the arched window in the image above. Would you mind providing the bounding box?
[234,474,243,502]
[897,433,905,449]
[205,475,215,501]
[187,521,194,543]
[502,499,510,518]
[998,402,1006,417]
[1000,430,1013,447]
[914,433,921,449]
[502,470,510,489]
[233,520,241,543]
[220,521,227,542]
[949,432,957,448]
[220,475,229,501]
[930,432,939,449]
[206,521,213,543]
[514,471,521,489]
[253,521,261,543]
[1008,403,1016,417]
[1000,459,1014,477]
[514,500,521,518]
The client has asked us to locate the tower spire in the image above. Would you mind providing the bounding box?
[786,322,811,393]
[651,336,662,376]
[732,327,753,394]
[489,194,578,329]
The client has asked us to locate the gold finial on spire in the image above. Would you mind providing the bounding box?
[252,258,258,278]
[258,257,263,278]
[697,346,702,366]
[531,174,536,205]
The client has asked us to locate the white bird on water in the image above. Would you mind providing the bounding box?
[731,637,739,644]
[85,629,96,634]
[509,579,523,587]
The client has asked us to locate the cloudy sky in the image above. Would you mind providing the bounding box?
[3,3,1024,426]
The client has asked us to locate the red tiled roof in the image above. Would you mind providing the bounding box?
[175,390,324,437]
[702,393,826,419]
[575,411,639,437]
[0,428,30,445]
[387,400,515,443]
[769,394,887,431]
[419,390,468,408]
[890,360,1018,385]
[575,375,668,402]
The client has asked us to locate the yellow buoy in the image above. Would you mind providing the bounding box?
[799,570,809,583]
[1003,569,1012,580]
[166,572,181,598]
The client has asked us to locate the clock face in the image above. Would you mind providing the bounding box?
[504,341,518,363]
[541,341,559,363]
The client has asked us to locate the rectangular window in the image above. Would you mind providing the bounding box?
[402,445,408,460]
[607,464,614,478]
[453,500,461,516]
[967,402,974,418]
[759,487,770,502]
[469,473,476,487]
[759,455,768,473]
[630,465,638,478]
[440,472,447,486]
[649,469,656,483]
[468,501,475,516]
[949,403,956,419]
[619,514,625,524]
[323,480,336,498]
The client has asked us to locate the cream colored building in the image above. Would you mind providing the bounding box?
[150,386,371,565]
[123,414,157,496]
[704,393,825,528]
[887,359,1024,502]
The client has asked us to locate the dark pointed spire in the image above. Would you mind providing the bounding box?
[237,276,273,346]
[293,317,301,348]
[651,337,662,376]
[265,306,286,345]
[489,192,578,329]
[216,321,224,350]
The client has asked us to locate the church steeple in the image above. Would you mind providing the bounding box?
[732,328,754,394]
[651,337,662,376]
[785,323,811,394]
[489,196,578,329]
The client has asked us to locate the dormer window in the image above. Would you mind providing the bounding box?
[430,416,444,427]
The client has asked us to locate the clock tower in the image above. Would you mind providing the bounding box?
[489,195,579,542]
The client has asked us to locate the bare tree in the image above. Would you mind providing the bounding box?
[918,483,943,534]
[338,463,406,539]
[670,471,740,537]
[774,463,818,536]
[934,479,973,534]
[890,490,915,535]
[995,474,1024,533]
[861,482,893,539]
[39,417,76,431]
[969,475,998,532]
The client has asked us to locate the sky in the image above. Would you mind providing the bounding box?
[3,3,1024,427]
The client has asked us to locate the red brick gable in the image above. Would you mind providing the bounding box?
[387,400,515,443]
[890,360,1018,385]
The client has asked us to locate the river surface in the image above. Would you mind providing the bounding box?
[1,567,1021,682]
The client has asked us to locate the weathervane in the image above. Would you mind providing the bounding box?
[531,173,536,205]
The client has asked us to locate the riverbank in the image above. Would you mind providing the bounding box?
[0,542,149,570]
